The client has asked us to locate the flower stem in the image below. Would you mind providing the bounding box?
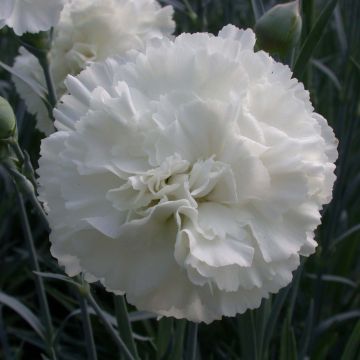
[114,296,139,359]
[4,138,36,186]
[173,320,187,360]
[6,164,49,232]
[37,53,57,111]
[15,188,56,360]
[78,294,98,360]
[185,322,198,360]
[86,292,135,360]
[4,137,49,230]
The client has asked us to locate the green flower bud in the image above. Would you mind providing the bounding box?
[0,97,16,140]
[255,1,302,56]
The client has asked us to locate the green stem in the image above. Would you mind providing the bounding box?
[15,188,56,359]
[250,312,258,360]
[173,320,187,360]
[25,186,50,232]
[37,53,57,111]
[4,137,49,230]
[87,292,135,360]
[7,165,49,232]
[185,322,198,360]
[114,296,139,359]
[5,138,36,187]
[78,294,98,360]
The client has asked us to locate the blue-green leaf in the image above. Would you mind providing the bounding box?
[341,319,360,360]
[0,291,45,340]
[293,0,338,77]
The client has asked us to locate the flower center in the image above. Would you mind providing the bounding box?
[108,154,237,215]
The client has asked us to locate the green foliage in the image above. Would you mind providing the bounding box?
[1,0,360,359]
[293,0,339,77]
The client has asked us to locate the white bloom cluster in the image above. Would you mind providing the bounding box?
[11,0,175,134]
[38,25,338,323]
[0,0,65,35]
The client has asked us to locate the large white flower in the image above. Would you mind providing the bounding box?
[0,0,66,35]
[38,25,338,323]
[11,0,175,134]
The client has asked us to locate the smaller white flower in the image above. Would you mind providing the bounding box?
[0,0,66,36]
[11,47,53,134]
[11,0,175,134]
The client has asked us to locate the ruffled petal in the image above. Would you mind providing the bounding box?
[4,0,65,35]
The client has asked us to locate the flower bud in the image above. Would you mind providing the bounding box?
[0,97,16,140]
[255,1,302,56]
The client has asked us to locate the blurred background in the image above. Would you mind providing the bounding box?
[0,0,359,359]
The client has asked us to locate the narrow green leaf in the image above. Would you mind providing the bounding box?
[181,0,197,21]
[289,330,297,360]
[0,306,13,360]
[53,307,116,347]
[341,319,360,360]
[53,309,82,346]
[128,311,157,323]
[298,300,314,360]
[7,327,46,350]
[0,60,47,100]
[238,310,257,360]
[45,287,77,312]
[34,271,80,288]
[293,0,338,78]
[305,273,357,288]
[0,291,45,340]
[331,224,360,249]
[87,293,135,360]
[350,57,360,73]
[280,316,297,360]
[185,322,198,360]
[315,311,360,337]
[16,191,54,345]
[288,261,304,320]
[313,333,339,359]
[334,5,347,53]
[114,296,139,360]
[171,320,186,360]
[78,295,97,360]
[262,286,291,356]
[156,318,173,360]
[311,59,342,91]
[53,306,152,349]
[255,299,271,360]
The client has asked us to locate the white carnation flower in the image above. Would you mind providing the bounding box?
[11,0,175,134]
[0,0,66,36]
[38,25,338,323]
